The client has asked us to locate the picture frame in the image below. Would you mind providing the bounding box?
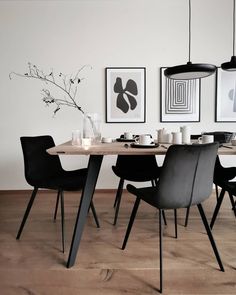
[105,67,146,123]
[160,67,201,122]
[215,67,236,122]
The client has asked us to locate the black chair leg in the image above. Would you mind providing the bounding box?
[162,210,167,226]
[53,190,60,221]
[113,178,124,225]
[215,184,219,200]
[174,209,177,239]
[113,178,124,208]
[185,206,190,227]
[197,204,224,272]
[122,197,140,250]
[159,209,163,293]
[60,190,65,253]
[210,189,226,229]
[16,187,38,240]
[152,179,167,226]
[90,201,100,228]
[228,193,236,217]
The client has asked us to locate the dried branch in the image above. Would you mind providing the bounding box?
[9,62,92,115]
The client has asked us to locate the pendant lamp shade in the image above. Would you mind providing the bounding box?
[221,0,236,71]
[164,62,216,80]
[164,0,216,80]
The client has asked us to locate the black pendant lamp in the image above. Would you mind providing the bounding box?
[164,0,216,80]
[221,0,236,70]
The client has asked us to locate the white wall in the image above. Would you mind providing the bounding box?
[0,0,235,189]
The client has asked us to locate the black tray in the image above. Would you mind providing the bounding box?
[116,138,135,142]
[130,143,159,149]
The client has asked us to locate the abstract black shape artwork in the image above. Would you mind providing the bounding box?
[106,67,146,123]
[114,77,138,113]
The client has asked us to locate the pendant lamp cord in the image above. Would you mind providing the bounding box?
[233,0,235,56]
[188,0,191,63]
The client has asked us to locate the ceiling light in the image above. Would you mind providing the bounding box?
[221,0,236,71]
[164,0,216,80]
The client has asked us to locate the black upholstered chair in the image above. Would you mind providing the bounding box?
[122,143,224,293]
[210,155,236,229]
[17,135,99,253]
[112,155,162,225]
[185,154,236,227]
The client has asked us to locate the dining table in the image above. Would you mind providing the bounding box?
[47,140,236,268]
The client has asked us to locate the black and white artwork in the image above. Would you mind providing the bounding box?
[216,67,236,122]
[160,67,200,122]
[105,67,146,123]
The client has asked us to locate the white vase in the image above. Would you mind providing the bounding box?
[83,113,101,144]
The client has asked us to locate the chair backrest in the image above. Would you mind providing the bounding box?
[156,143,218,209]
[214,155,236,185]
[20,135,63,186]
[114,155,160,181]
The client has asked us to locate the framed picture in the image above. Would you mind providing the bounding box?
[160,67,201,122]
[105,67,146,123]
[216,67,236,122]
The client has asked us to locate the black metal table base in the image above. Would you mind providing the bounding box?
[67,155,103,268]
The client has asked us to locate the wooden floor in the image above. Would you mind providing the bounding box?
[0,189,235,295]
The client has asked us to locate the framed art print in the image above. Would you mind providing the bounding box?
[216,67,236,122]
[160,67,201,122]
[105,67,146,123]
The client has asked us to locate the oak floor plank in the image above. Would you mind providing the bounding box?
[0,190,235,294]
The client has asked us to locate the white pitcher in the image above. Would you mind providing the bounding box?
[180,126,191,144]
[157,128,167,143]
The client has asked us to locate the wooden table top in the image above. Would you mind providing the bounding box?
[47,141,236,156]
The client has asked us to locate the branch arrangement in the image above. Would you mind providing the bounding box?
[9,62,92,116]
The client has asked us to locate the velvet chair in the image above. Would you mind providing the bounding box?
[112,155,162,226]
[121,143,224,293]
[16,135,99,253]
[210,155,236,229]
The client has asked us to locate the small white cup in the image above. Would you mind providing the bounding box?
[135,134,152,145]
[172,132,182,144]
[198,135,214,144]
[72,130,81,145]
[124,132,133,140]
[231,139,236,146]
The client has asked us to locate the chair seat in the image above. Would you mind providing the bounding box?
[221,181,236,195]
[127,184,194,210]
[31,168,88,191]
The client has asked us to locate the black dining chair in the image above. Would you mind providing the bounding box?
[184,132,234,228]
[16,135,99,253]
[121,143,224,293]
[112,155,162,226]
[210,155,236,229]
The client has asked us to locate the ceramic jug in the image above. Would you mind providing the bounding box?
[157,128,167,143]
[180,126,191,144]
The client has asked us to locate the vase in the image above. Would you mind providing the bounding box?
[83,113,101,144]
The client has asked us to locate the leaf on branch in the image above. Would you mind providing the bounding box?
[54,107,60,115]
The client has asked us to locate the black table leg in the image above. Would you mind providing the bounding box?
[67,155,103,268]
